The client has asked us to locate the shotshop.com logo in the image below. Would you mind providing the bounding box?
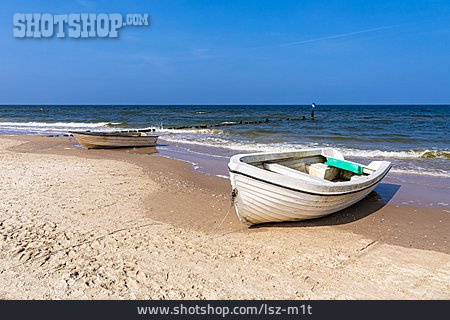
[13,13,149,38]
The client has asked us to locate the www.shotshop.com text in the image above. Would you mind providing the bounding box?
[136,303,313,317]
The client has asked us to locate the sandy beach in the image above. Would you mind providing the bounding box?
[0,135,449,299]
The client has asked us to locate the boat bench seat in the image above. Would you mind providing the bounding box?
[309,163,340,181]
[263,163,333,184]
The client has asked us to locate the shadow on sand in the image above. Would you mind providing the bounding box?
[111,144,169,154]
[250,183,401,229]
[110,146,159,155]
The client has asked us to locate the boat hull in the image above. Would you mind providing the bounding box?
[230,171,377,225]
[71,132,158,149]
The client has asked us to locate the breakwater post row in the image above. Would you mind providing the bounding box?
[116,116,309,133]
[165,116,307,130]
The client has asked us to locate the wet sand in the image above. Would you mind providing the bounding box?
[0,135,449,299]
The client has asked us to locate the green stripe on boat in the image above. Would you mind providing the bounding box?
[324,158,363,175]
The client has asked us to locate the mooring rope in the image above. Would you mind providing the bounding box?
[208,189,237,240]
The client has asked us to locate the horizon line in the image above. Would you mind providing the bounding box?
[0,103,449,106]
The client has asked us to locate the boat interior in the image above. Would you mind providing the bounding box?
[247,154,377,183]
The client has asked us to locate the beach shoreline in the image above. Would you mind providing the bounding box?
[0,135,449,299]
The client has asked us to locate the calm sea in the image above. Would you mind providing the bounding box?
[0,105,448,177]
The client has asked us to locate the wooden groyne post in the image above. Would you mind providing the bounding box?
[164,116,307,130]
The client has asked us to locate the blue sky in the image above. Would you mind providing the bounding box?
[0,0,449,104]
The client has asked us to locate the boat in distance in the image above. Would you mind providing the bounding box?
[70,131,158,149]
[228,148,392,226]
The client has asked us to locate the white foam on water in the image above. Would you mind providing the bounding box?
[160,134,449,178]
[158,128,224,135]
[389,168,450,178]
[157,155,200,169]
[161,134,449,160]
[8,122,445,161]
[0,121,122,128]
[343,148,450,160]
[1,121,448,178]
[162,135,450,159]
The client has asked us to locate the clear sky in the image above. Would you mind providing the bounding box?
[1,0,449,104]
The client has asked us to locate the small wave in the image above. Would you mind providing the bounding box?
[306,134,419,143]
[420,150,450,159]
[0,121,123,128]
[390,168,450,178]
[227,128,281,137]
[159,128,223,135]
[158,155,200,169]
[0,122,160,135]
[161,135,449,160]
[160,136,314,153]
[106,122,127,127]
[161,136,449,178]
[344,149,450,160]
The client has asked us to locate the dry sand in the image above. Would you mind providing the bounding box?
[0,136,449,299]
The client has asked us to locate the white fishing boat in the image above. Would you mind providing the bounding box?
[228,148,391,225]
[70,131,158,149]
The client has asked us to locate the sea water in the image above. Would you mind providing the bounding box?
[0,105,448,177]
